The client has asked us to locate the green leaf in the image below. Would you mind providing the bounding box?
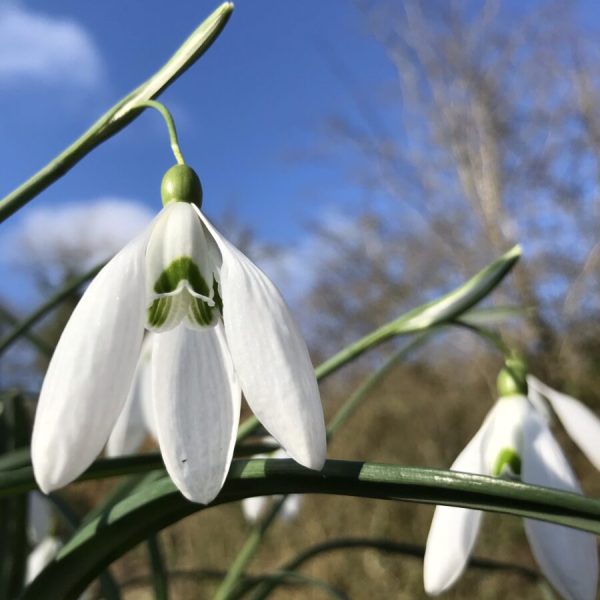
[19,458,600,600]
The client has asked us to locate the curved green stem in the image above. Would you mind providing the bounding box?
[137,101,185,165]
[243,537,541,600]
[0,3,233,223]
[0,263,104,357]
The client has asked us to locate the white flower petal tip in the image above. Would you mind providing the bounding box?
[522,415,598,600]
[242,496,267,522]
[32,232,148,493]
[26,536,62,584]
[527,375,600,471]
[153,325,241,505]
[423,506,483,595]
[196,208,327,472]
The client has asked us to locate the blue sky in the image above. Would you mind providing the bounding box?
[0,0,398,308]
[0,1,391,237]
[2,0,600,312]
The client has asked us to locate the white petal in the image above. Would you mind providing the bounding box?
[26,536,62,583]
[196,208,326,470]
[424,417,488,595]
[241,496,267,522]
[527,375,600,471]
[32,233,148,492]
[522,415,598,600]
[153,324,241,504]
[145,202,218,331]
[27,492,52,545]
[105,334,154,456]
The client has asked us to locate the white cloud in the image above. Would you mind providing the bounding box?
[2,198,153,288]
[0,3,104,88]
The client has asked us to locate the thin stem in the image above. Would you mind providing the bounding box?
[326,332,431,437]
[147,534,169,600]
[243,537,541,600]
[0,305,52,357]
[454,320,514,357]
[213,497,287,600]
[0,3,233,223]
[137,101,185,165]
[222,333,433,599]
[0,263,104,357]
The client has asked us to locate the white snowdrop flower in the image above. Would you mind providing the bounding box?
[424,360,598,600]
[32,165,326,504]
[527,375,600,471]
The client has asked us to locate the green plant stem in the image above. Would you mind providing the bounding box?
[213,497,286,600]
[147,534,169,600]
[0,306,52,357]
[0,3,233,223]
[219,334,432,599]
[243,537,541,600]
[136,101,185,165]
[0,263,104,357]
[326,333,431,438]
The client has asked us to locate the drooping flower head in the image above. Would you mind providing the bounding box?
[32,164,327,504]
[424,358,598,600]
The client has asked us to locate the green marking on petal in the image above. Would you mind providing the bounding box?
[154,256,211,296]
[213,279,223,315]
[148,296,172,328]
[492,447,522,478]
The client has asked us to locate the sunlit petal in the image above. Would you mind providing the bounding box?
[527,375,600,471]
[32,233,147,492]
[153,323,241,504]
[424,415,489,594]
[522,414,598,600]
[196,208,326,470]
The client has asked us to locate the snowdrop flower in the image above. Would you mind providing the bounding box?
[527,375,600,471]
[241,441,303,522]
[424,359,598,600]
[32,164,326,504]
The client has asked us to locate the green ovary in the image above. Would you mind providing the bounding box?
[492,448,522,477]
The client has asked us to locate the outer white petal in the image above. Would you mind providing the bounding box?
[424,415,490,595]
[106,334,154,456]
[280,494,303,521]
[525,376,553,423]
[153,324,241,504]
[32,232,148,492]
[527,375,600,471]
[522,414,598,600]
[26,536,62,583]
[196,208,326,470]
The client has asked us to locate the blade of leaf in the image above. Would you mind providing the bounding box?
[19,458,600,600]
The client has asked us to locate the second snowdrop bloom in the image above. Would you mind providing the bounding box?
[32,165,326,504]
[424,360,598,600]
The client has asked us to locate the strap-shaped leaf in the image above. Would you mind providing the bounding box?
[20,458,600,600]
